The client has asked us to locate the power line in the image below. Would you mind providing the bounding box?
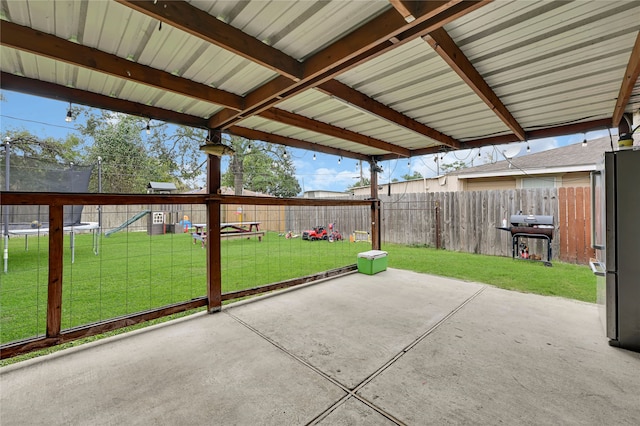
[0,114,79,131]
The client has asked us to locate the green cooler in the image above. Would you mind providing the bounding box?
[357,250,388,275]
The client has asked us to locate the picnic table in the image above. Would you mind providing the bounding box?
[192,222,263,247]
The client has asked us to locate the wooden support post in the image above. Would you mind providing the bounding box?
[46,204,64,337]
[207,152,222,313]
[370,159,381,250]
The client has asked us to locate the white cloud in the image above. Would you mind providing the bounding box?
[299,167,361,192]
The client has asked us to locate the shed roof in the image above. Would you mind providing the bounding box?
[147,182,178,191]
[1,1,638,161]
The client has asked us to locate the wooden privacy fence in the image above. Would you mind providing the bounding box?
[296,188,594,264]
[80,203,285,233]
[557,187,595,264]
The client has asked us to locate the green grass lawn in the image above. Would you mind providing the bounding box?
[384,243,595,303]
[1,234,595,365]
[0,230,362,345]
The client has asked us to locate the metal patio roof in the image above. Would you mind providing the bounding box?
[1,0,639,162]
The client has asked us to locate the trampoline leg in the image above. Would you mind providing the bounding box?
[3,235,7,273]
[70,230,75,264]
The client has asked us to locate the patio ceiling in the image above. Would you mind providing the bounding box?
[1,0,639,162]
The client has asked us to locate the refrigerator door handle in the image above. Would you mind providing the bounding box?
[590,170,604,250]
[589,259,605,276]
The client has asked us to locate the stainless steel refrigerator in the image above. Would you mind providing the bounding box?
[591,148,640,352]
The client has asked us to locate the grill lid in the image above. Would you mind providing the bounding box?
[510,214,554,226]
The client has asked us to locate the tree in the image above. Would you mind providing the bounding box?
[440,160,467,175]
[221,137,301,197]
[1,129,85,164]
[146,124,207,190]
[78,111,159,193]
[401,171,423,180]
[348,177,370,188]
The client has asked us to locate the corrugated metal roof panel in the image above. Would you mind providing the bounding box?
[188,0,391,60]
[337,38,511,142]
[444,0,640,132]
[278,90,443,149]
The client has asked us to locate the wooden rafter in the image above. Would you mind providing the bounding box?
[227,126,370,162]
[116,0,303,81]
[207,1,488,130]
[612,30,640,127]
[259,109,410,157]
[0,73,208,129]
[317,80,461,149]
[423,27,526,141]
[0,21,244,111]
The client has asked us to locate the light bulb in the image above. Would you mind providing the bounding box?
[146,123,150,135]
[65,109,73,122]
[338,157,341,165]
[526,144,531,153]
[313,153,316,160]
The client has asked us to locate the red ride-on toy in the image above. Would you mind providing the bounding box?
[302,226,327,241]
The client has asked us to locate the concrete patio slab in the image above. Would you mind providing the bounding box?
[0,312,346,425]
[315,396,396,425]
[2,268,639,425]
[228,269,484,389]
[358,285,640,425]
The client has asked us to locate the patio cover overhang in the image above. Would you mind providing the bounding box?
[1,0,639,163]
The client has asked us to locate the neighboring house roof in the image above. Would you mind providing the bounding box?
[455,137,614,179]
[185,186,274,197]
[303,190,351,198]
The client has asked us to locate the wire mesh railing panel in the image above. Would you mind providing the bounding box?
[61,204,207,332]
[1,205,49,343]
[221,204,371,294]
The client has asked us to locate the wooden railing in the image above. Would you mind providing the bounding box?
[0,192,377,359]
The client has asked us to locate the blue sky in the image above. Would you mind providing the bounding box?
[1,90,614,193]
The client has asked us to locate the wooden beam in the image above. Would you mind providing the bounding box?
[318,80,461,149]
[259,108,411,157]
[423,27,526,141]
[612,31,640,127]
[462,118,613,149]
[1,73,209,129]
[116,0,303,81]
[376,117,614,161]
[228,126,370,161]
[46,204,64,338]
[208,1,490,129]
[0,21,243,111]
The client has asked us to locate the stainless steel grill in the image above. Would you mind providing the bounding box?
[499,214,554,266]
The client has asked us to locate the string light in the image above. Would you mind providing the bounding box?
[338,156,342,165]
[247,144,252,153]
[313,153,316,160]
[65,102,73,122]
[582,133,587,147]
[145,121,151,135]
[526,142,531,153]
[283,150,287,158]
[407,159,411,168]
